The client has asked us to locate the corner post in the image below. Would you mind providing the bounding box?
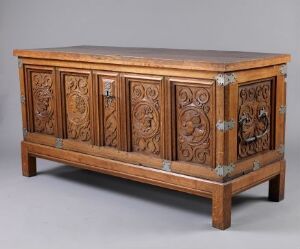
[21,142,36,177]
[212,183,232,230]
[268,159,286,202]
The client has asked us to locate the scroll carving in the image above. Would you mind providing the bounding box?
[238,80,272,159]
[130,82,160,155]
[65,75,91,143]
[31,72,55,135]
[176,85,212,165]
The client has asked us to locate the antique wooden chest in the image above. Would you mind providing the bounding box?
[13,46,290,229]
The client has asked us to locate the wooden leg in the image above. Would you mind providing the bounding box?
[268,160,286,202]
[212,183,232,230]
[21,142,36,177]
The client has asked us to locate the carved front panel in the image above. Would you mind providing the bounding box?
[175,84,214,165]
[26,68,57,136]
[63,72,93,143]
[238,79,273,159]
[97,73,119,148]
[129,80,161,156]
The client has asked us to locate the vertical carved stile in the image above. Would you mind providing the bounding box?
[94,72,120,149]
[101,78,118,148]
[103,96,118,147]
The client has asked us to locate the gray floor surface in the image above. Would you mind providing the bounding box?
[0,147,299,249]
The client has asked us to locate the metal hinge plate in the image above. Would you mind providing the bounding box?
[279,64,287,77]
[253,160,261,171]
[55,138,63,149]
[279,105,287,114]
[20,95,26,104]
[215,73,236,86]
[215,163,235,177]
[276,144,285,155]
[18,59,23,68]
[216,119,235,132]
[23,128,28,138]
[162,160,171,172]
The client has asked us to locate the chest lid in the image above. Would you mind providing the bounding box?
[13,46,290,72]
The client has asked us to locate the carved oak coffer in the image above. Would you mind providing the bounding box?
[14,46,290,230]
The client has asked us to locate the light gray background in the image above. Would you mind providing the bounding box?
[0,0,299,248]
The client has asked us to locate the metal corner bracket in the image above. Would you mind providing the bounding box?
[215,163,235,177]
[276,144,285,155]
[55,138,63,149]
[23,128,28,138]
[162,160,171,172]
[279,64,287,77]
[279,105,287,114]
[18,59,23,68]
[216,119,235,132]
[253,160,261,171]
[215,73,236,86]
[20,95,26,104]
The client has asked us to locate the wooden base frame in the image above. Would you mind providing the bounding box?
[21,141,286,230]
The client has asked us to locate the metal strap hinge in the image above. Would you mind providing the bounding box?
[216,119,235,132]
[279,64,287,77]
[253,160,261,171]
[276,144,285,155]
[279,105,287,114]
[215,163,235,177]
[23,128,28,138]
[162,160,171,172]
[215,73,236,86]
[55,138,63,149]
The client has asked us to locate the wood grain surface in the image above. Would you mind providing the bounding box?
[13,46,291,71]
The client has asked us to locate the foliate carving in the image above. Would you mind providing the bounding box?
[176,85,212,165]
[65,75,91,143]
[102,78,118,147]
[130,82,160,155]
[238,80,272,159]
[31,72,55,135]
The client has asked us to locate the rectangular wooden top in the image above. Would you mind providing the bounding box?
[13,45,291,72]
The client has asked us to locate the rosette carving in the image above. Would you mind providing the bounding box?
[65,75,91,143]
[130,82,160,155]
[176,86,212,165]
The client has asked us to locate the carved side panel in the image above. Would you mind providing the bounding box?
[129,80,161,156]
[238,79,273,159]
[63,73,93,143]
[97,74,119,148]
[27,68,57,136]
[175,84,213,165]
